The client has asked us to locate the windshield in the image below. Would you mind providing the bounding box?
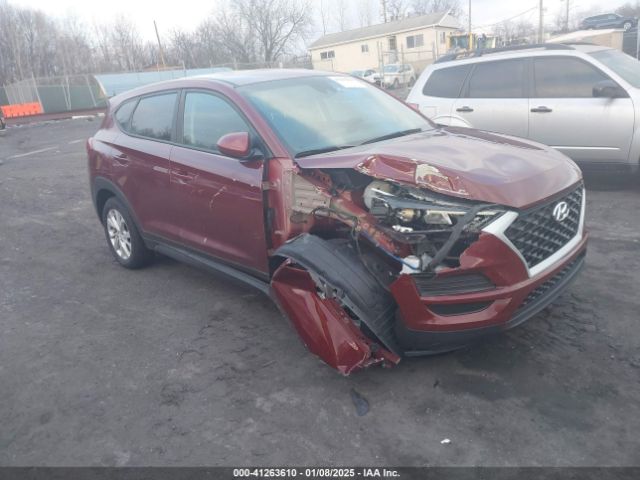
[239,75,432,157]
[590,49,640,88]
[384,65,399,73]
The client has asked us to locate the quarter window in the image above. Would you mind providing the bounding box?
[423,65,471,98]
[181,92,251,153]
[534,57,608,98]
[129,93,177,141]
[114,99,137,130]
[468,59,526,98]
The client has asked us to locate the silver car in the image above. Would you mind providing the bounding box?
[407,43,640,174]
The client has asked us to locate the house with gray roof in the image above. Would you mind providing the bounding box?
[308,12,460,74]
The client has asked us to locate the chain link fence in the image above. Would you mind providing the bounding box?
[0,56,313,116]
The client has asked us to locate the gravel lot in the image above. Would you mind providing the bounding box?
[1,118,639,467]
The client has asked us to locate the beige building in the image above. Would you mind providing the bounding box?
[309,12,460,75]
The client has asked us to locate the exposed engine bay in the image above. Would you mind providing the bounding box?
[289,167,504,278]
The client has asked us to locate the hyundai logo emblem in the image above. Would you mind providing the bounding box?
[552,201,570,222]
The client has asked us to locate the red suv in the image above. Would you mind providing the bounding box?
[88,70,587,375]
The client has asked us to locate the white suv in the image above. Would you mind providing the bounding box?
[382,64,416,89]
[407,43,640,174]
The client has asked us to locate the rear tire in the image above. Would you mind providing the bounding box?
[101,197,153,269]
[408,76,416,87]
[393,79,400,90]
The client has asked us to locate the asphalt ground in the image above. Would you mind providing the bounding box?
[1,118,639,466]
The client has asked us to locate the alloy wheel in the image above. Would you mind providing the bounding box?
[106,209,132,260]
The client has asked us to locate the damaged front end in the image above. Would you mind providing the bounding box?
[269,156,504,374]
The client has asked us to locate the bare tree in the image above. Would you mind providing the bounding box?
[109,15,146,71]
[411,0,461,17]
[617,1,640,18]
[356,0,374,27]
[231,0,312,63]
[334,0,349,32]
[386,0,408,21]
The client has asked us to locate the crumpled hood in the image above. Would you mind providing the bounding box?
[296,127,583,209]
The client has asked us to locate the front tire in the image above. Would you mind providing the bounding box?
[624,21,633,31]
[101,197,153,269]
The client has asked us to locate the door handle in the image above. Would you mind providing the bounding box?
[456,106,474,113]
[531,106,553,113]
[113,152,129,164]
[172,169,196,183]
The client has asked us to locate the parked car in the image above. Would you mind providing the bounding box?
[580,13,637,31]
[408,43,640,174]
[88,70,587,375]
[350,69,381,84]
[382,63,416,89]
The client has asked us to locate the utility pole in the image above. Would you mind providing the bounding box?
[153,20,167,70]
[538,0,544,43]
[565,0,570,31]
[381,0,388,23]
[468,0,472,50]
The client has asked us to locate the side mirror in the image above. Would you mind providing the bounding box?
[217,132,251,159]
[593,80,627,98]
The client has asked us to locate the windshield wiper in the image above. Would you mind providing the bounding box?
[295,145,356,158]
[360,128,423,146]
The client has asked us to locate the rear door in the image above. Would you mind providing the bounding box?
[169,90,269,274]
[528,56,634,163]
[111,91,178,240]
[452,58,529,138]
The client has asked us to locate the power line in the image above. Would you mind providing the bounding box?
[472,5,538,29]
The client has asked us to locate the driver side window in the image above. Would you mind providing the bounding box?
[181,92,250,153]
[534,57,609,98]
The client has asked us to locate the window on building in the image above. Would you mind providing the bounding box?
[468,59,526,98]
[320,50,335,60]
[423,65,472,98]
[406,34,424,49]
[439,31,446,44]
[130,93,177,141]
[361,44,369,53]
[388,36,397,51]
[534,57,609,98]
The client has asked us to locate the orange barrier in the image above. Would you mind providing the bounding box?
[1,102,44,118]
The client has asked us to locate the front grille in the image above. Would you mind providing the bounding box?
[413,272,495,296]
[505,186,583,269]
[518,253,584,311]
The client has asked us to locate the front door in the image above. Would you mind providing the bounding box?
[169,90,269,274]
[452,58,529,138]
[528,56,634,163]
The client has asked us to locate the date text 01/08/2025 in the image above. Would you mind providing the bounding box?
[232,468,401,478]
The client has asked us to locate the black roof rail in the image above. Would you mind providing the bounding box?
[434,43,577,64]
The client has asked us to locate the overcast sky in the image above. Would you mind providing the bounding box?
[12,0,629,43]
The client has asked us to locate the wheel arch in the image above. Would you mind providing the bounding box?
[270,234,401,373]
[92,176,143,232]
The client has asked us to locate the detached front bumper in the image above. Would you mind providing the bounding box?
[391,232,588,355]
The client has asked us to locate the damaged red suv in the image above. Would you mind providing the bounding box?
[88,70,587,374]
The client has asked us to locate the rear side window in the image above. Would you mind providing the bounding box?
[114,99,137,129]
[468,59,526,98]
[422,65,471,98]
[534,57,608,98]
[130,93,177,141]
[181,92,250,153]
